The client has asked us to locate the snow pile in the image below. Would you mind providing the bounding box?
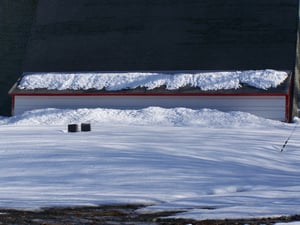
[18,69,288,91]
[0,107,285,128]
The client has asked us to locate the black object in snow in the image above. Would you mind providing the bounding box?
[81,123,91,132]
[68,124,79,132]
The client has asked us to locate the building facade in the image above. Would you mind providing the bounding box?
[1,0,299,116]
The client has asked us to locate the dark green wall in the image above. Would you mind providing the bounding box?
[0,0,299,116]
[0,0,37,116]
[24,0,299,72]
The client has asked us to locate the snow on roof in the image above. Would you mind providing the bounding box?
[17,70,288,91]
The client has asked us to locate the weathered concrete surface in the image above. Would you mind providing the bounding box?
[0,0,299,115]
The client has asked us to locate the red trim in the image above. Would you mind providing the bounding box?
[285,73,294,122]
[286,95,290,122]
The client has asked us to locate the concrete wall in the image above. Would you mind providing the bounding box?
[0,0,299,115]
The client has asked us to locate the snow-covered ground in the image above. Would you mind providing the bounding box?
[1,68,298,221]
[276,222,300,225]
[0,107,300,222]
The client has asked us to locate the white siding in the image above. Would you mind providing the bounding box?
[13,95,286,121]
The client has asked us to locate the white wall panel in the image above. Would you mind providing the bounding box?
[14,95,286,121]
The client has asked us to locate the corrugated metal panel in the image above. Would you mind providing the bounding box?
[14,95,286,121]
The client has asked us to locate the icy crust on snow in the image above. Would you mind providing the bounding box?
[0,107,286,128]
[18,70,288,91]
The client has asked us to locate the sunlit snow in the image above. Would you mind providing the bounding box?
[1,65,299,222]
[0,107,300,222]
[17,69,288,91]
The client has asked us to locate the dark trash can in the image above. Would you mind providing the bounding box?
[81,123,91,132]
[68,124,79,132]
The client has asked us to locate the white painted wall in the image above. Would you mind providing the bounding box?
[13,95,286,121]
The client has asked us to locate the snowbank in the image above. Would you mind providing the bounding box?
[18,70,288,91]
[0,107,286,128]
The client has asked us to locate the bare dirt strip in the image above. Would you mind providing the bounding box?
[0,205,299,225]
